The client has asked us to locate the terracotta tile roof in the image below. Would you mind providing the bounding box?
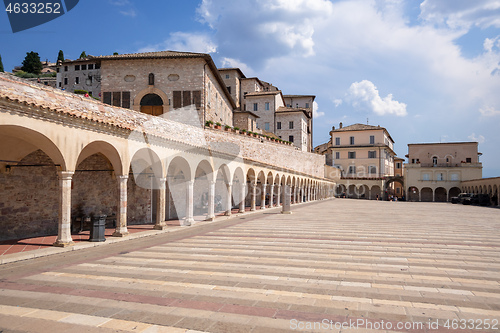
[276,107,311,118]
[332,123,385,132]
[283,94,316,99]
[94,50,208,60]
[0,73,206,146]
[245,91,281,97]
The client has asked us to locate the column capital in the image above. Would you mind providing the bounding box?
[117,174,129,180]
[58,171,74,180]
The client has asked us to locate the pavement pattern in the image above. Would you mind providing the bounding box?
[0,199,499,333]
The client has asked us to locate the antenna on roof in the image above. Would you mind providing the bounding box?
[367,118,369,125]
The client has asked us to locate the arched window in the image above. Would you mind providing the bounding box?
[432,156,438,166]
[148,73,154,86]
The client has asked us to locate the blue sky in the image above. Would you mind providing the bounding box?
[1,0,500,177]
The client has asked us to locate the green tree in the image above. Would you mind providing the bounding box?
[57,50,64,62]
[79,51,87,59]
[0,54,4,72]
[21,51,43,74]
[113,52,119,55]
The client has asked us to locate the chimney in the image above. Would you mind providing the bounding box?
[339,122,343,129]
[332,126,335,130]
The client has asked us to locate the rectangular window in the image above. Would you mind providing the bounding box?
[64,66,68,72]
[348,152,356,159]
[368,151,376,158]
[335,152,340,160]
[450,173,459,181]
[253,103,258,111]
[335,137,340,145]
[64,77,68,85]
[75,65,80,71]
[225,74,230,79]
[183,91,191,107]
[349,166,356,174]
[88,64,94,70]
[173,91,182,109]
[112,92,121,107]
[265,122,270,131]
[81,64,87,70]
[265,102,270,111]
[422,173,430,181]
[370,135,375,144]
[277,122,282,130]
[289,121,294,129]
[350,136,355,145]
[396,162,401,169]
[193,90,202,109]
[289,135,294,142]
[95,63,101,69]
[75,77,79,84]
[369,166,377,174]
[56,67,59,73]
[103,92,111,105]
[437,173,444,181]
[305,103,309,108]
[226,86,231,94]
[58,82,61,87]
[466,158,472,163]
[122,91,131,109]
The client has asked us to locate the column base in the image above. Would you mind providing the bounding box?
[224,212,231,216]
[238,209,245,214]
[153,225,168,231]
[260,206,266,210]
[206,216,216,221]
[250,208,256,211]
[182,218,193,226]
[112,231,130,237]
[281,211,292,215]
[53,240,75,247]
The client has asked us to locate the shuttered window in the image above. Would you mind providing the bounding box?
[192,90,201,108]
[112,92,121,107]
[183,91,191,107]
[173,91,182,109]
[103,92,112,105]
[122,92,131,109]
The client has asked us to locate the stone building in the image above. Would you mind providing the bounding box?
[56,57,102,96]
[405,142,483,202]
[283,95,314,152]
[0,72,334,243]
[315,123,397,199]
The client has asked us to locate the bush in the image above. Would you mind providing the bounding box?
[74,89,88,95]
[14,71,56,79]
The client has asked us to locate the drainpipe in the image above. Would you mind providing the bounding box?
[203,63,207,127]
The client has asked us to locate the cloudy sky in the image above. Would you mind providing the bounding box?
[1,0,499,176]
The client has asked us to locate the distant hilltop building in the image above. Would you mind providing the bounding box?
[56,51,314,152]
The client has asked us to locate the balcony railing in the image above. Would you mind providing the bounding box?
[406,163,482,168]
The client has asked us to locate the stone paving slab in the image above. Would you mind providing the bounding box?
[0,199,499,332]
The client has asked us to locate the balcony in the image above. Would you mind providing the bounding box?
[405,162,482,168]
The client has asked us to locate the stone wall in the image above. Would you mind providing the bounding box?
[0,150,59,241]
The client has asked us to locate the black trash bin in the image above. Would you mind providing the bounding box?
[89,214,106,242]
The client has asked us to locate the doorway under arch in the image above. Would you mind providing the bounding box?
[140,93,164,116]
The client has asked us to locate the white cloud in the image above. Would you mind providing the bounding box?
[220,57,255,77]
[420,0,500,30]
[333,99,343,107]
[313,101,324,118]
[346,80,407,117]
[138,32,217,54]
[468,133,486,143]
[119,9,136,17]
[109,0,136,17]
[479,105,500,116]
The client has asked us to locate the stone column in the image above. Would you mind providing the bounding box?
[281,184,292,214]
[184,180,194,226]
[432,190,436,202]
[113,175,130,236]
[207,180,215,221]
[276,185,281,206]
[260,184,267,209]
[54,171,75,247]
[250,183,256,211]
[239,183,246,213]
[154,178,167,230]
[269,185,274,207]
[225,183,232,216]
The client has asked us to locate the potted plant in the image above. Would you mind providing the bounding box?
[241,129,247,134]
[205,120,214,128]
[215,122,222,129]
[224,125,231,131]
[233,126,240,133]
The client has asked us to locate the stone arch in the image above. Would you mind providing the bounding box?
[0,125,67,171]
[421,187,433,202]
[133,87,169,115]
[358,185,370,199]
[194,159,214,218]
[435,187,447,202]
[408,186,419,202]
[166,156,192,222]
[215,164,232,214]
[370,185,381,200]
[336,184,346,197]
[449,187,461,200]
[0,125,67,241]
[75,141,123,176]
[493,185,498,206]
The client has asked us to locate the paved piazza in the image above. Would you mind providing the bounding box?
[0,199,499,333]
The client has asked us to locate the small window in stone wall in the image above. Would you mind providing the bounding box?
[81,64,87,70]
[149,73,155,86]
[103,92,112,105]
[193,90,201,108]
[277,122,281,130]
[88,64,94,70]
[122,92,131,109]
[183,91,191,107]
[173,91,182,109]
[75,65,80,71]
[112,92,121,107]
[289,135,294,142]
